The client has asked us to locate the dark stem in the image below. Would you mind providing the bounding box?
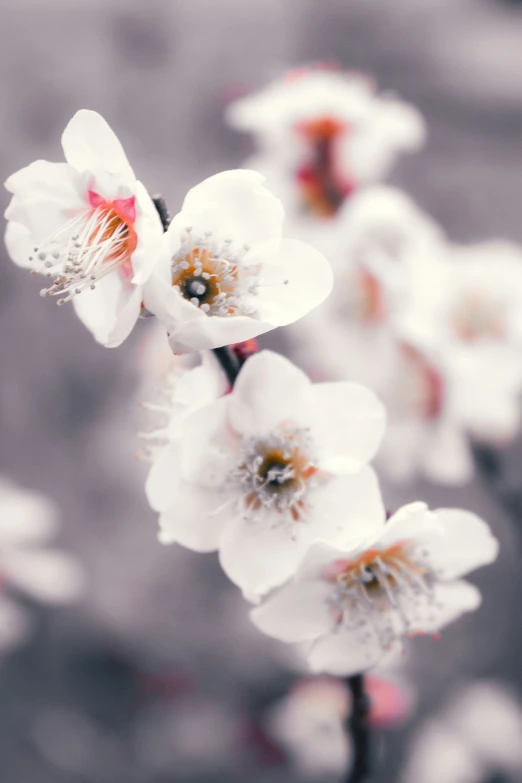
[345,674,371,783]
[152,195,171,232]
[212,346,242,387]
[471,442,522,524]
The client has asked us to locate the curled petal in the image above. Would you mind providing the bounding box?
[61,110,136,187]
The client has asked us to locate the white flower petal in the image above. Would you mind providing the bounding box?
[171,310,275,353]
[228,350,313,437]
[61,110,135,187]
[4,220,34,269]
[130,180,166,285]
[251,581,333,643]
[412,580,481,634]
[145,443,180,512]
[307,628,390,676]
[72,274,142,348]
[254,239,333,326]
[180,397,236,485]
[295,540,359,584]
[218,512,313,598]
[158,482,230,552]
[2,549,84,604]
[310,382,386,474]
[5,160,82,208]
[306,466,386,550]
[431,508,499,579]
[378,502,439,549]
[179,169,284,259]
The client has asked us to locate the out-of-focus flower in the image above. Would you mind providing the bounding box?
[365,673,413,729]
[0,478,84,653]
[141,351,227,513]
[265,676,352,779]
[158,350,386,598]
[264,671,412,779]
[226,67,425,220]
[401,241,522,443]
[290,187,445,390]
[4,110,164,347]
[144,170,333,354]
[375,341,473,484]
[402,681,522,783]
[252,503,497,675]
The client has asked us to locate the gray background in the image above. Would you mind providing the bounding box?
[0,0,522,780]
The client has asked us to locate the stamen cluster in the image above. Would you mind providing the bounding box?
[171,229,259,317]
[230,427,318,525]
[36,201,136,305]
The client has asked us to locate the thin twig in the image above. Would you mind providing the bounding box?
[152,195,171,232]
[345,674,371,783]
[212,345,242,387]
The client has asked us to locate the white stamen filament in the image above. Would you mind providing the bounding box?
[330,546,438,652]
[32,206,134,304]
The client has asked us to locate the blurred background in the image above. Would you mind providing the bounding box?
[1,0,522,781]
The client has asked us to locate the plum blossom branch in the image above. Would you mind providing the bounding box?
[151,192,373,780]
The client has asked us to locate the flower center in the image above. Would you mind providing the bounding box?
[295,116,356,218]
[171,229,260,317]
[231,428,318,523]
[324,542,436,644]
[451,290,505,342]
[34,191,137,305]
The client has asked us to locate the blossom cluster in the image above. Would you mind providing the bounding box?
[227,66,522,484]
[3,91,498,683]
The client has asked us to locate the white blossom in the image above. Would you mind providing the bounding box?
[252,503,498,675]
[290,186,445,391]
[144,170,333,354]
[226,67,425,220]
[400,240,522,443]
[157,350,386,599]
[0,478,84,654]
[4,110,165,347]
[265,676,352,779]
[141,350,228,513]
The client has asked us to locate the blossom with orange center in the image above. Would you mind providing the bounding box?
[144,170,333,354]
[226,67,425,221]
[156,350,386,598]
[252,502,497,675]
